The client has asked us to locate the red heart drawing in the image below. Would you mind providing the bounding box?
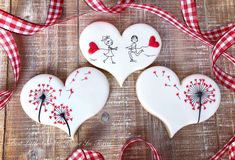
[148,36,159,48]
[88,42,99,54]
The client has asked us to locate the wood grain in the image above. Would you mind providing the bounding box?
[0,1,11,160]
[0,0,234,159]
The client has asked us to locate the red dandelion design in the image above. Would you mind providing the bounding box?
[153,69,181,99]
[81,71,92,81]
[50,104,73,137]
[184,78,216,123]
[49,77,52,83]
[28,84,56,123]
[70,70,80,84]
[85,70,91,75]
[70,70,92,84]
[153,70,158,77]
[67,88,74,99]
[75,70,79,77]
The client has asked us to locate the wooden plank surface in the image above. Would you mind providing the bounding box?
[0,1,10,159]
[0,0,234,159]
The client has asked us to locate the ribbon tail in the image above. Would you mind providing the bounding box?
[210,136,235,160]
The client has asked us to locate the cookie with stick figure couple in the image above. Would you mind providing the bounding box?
[80,22,162,86]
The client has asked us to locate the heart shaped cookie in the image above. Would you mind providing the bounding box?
[136,66,221,138]
[79,22,162,86]
[20,67,109,139]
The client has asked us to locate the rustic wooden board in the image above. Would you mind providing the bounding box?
[0,1,10,159]
[0,0,234,160]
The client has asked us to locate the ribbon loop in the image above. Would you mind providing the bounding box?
[212,26,235,91]
[0,29,20,110]
[119,137,161,160]
[212,27,235,64]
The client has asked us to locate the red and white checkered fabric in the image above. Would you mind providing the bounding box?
[67,138,161,160]
[229,141,235,160]
[180,0,235,92]
[212,27,235,90]
[180,0,235,42]
[180,0,201,34]
[210,136,235,160]
[84,0,134,13]
[0,0,63,110]
[0,0,63,35]
[85,0,235,92]
[67,149,104,160]
[0,29,19,109]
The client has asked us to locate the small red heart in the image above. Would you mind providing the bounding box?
[88,42,99,54]
[148,36,159,48]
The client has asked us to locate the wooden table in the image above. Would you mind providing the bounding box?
[0,0,234,159]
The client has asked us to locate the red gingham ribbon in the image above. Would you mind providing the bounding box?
[0,29,19,108]
[0,0,63,34]
[66,149,104,160]
[67,137,161,160]
[210,135,235,160]
[0,0,64,110]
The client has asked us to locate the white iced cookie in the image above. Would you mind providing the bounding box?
[20,67,109,139]
[79,22,162,86]
[136,66,221,138]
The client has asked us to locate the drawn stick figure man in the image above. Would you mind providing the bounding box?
[126,35,144,62]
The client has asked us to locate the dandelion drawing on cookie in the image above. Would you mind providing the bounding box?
[184,78,216,123]
[100,36,118,64]
[28,83,56,123]
[50,104,73,137]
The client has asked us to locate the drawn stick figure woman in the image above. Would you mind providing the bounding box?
[101,36,118,64]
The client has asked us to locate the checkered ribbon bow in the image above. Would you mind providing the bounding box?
[0,0,63,110]
[67,137,161,160]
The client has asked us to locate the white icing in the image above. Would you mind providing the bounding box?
[79,22,162,86]
[136,66,221,138]
[20,67,109,139]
